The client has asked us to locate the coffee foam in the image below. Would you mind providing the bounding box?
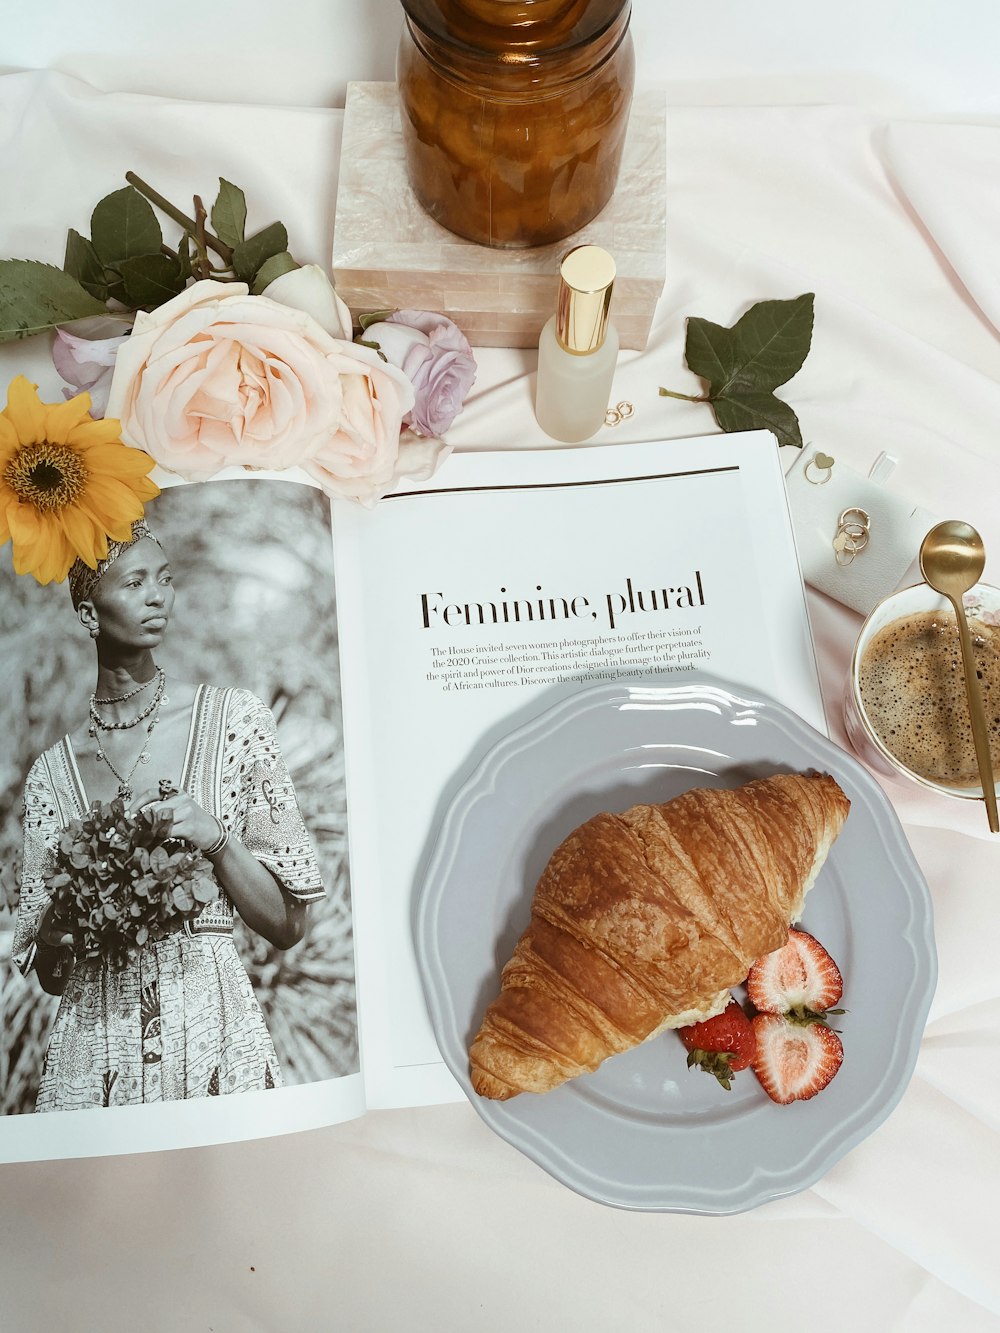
[858,610,1000,788]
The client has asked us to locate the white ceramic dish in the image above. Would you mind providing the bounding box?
[414,678,937,1214]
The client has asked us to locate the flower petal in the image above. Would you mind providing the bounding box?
[0,412,19,458]
[38,392,95,444]
[3,376,47,443]
[58,503,105,567]
[66,416,126,449]
[79,442,157,478]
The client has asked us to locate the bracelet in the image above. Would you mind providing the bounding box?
[204,817,230,857]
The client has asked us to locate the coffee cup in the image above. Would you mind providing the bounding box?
[845,580,1000,801]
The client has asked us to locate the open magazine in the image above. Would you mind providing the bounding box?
[0,430,823,1161]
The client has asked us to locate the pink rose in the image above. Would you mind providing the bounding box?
[52,315,133,418]
[362,310,476,437]
[106,279,440,504]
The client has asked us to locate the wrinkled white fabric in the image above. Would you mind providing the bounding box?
[1,71,999,1332]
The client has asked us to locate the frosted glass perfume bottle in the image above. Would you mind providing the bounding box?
[534,245,619,443]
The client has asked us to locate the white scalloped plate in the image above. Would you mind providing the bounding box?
[413,678,937,1214]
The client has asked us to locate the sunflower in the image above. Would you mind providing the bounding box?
[0,375,159,585]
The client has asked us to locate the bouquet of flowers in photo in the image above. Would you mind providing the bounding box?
[0,170,478,587]
[44,799,219,971]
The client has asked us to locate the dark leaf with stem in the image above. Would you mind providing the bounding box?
[660,293,815,448]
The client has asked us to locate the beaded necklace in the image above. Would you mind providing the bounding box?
[93,672,159,707]
[89,667,168,802]
[89,667,165,733]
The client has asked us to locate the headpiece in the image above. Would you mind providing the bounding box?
[68,518,162,610]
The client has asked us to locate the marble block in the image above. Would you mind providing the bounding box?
[331,82,666,350]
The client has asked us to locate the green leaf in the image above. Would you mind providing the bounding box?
[176,233,192,284]
[710,389,805,448]
[231,221,289,284]
[251,251,299,295]
[726,293,815,392]
[358,309,394,331]
[0,259,106,342]
[687,294,814,398]
[683,317,739,391]
[661,293,815,449]
[90,186,163,266]
[355,336,388,363]
[63,228,110,301]
[118,253,186,309]
[211,178,248,249]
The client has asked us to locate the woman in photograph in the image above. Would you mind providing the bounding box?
[12,518,326,1110]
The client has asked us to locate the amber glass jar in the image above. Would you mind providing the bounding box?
[397,0,634,248]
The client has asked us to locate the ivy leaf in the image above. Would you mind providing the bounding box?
[0,259,106,342]
[90,186,163,266]
[251,251,298,295]
[63,228,110,302]
[118,253,185,309]
[211,179,247,249]
[661,293,815,448]
[231,222,288,285]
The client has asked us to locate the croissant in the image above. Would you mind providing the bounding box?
[469,771,850,1100]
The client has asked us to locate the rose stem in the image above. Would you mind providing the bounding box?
[193,195,212,281]
[125,171,234,265]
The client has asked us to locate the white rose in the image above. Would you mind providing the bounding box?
[261,264,354,340]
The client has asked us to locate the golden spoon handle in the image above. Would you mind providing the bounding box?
[949,594,999,833]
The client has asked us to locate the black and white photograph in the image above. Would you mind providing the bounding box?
[0,478,358,1120]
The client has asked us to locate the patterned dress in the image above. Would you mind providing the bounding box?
[13,686,325,1111]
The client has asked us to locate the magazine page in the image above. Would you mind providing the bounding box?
[333,431,824,1108]
[0,476,364,1162]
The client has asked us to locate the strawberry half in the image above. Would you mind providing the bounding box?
[750,1013,844,1104]
[747,928,844,1022]
[678,999,757,1091]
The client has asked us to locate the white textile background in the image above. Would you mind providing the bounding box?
[1,21,1000,1331]
[4,0,1000,115]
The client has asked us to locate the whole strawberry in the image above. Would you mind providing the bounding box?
[678,999,757,1091]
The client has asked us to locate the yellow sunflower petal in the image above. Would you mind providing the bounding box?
[36,539,76,585]
[67,415,125,449]
[40,393,95,445]
[7,502,43,545]
[79,474,145,528]
[58,504,104,567]
[3,376,47,445]
[0,412,19,458]
[82,506,134,545]
[80,442,157,478]
[9,506,70,582]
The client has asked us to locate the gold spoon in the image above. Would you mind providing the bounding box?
[919,520,999,833]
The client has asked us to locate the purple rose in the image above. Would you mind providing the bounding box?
[52,315,133,418]
[360,310,476,437]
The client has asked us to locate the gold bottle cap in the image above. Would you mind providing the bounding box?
[555,244,616,355]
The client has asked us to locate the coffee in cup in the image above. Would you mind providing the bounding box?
[845,581,1000,800]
